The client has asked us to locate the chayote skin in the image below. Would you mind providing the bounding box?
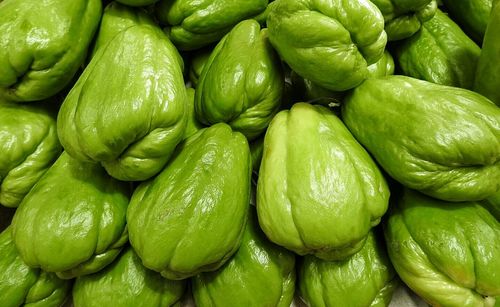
[394,9,481,89]
[91,2,156,57]
[367,50,395,78]
[0,0,101,102]
[474,1,500,106]
[183,88,203,140]
[12,152,130,280]
[73,246,186,307]
[441,0,493,43]
[195,20,283,140]
[192,207,296,307]
[384,189,500,307]
[127,123,252,280]
[116,0,159,6]
[267,0,387,91]
[299,231,398,307]
[0,227,71,307]
[0,103,61,208]
[58,24,187,181]
[370,0,437,41]
[342,76,500,202]
[156,0,268,50]
[257,103,390,260]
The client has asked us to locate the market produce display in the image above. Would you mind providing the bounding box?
[0,0,499,306]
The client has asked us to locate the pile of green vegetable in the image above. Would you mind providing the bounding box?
[0,0,499,306]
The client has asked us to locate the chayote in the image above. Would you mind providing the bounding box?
[195,19,283,140]
[156,0,268,50]
[367,50,395,78]
[116,0,159,6]
[441,0,493,43]
[384,189,500,307]
[192,207,296,307]
[299,231,398,307]
[267,0,387,91]
[189,48,213,88]
[483,190,500,220]
[127,123,251,280]
[257,103,390,260]
[91,2,156,57]
[342,75,500,202]
[0,0,101,102]
[183,88,203,140]
[58,24,187,181]
[250,137,264,175]
[369,0,437,41]
[73,247,186,307]
[394,9,481,89]
[474,1,500,106]
[0,227,71,307]
[12,152,130,279]
[0,102,61,208]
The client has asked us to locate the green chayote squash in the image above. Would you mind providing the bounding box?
[394,9,480,89]
[195,19,283,140]
[483,190,500,220]
[441,0,493,43]
[342,75,500,202]
[91,2,155,57]
[127,123,251,280]
[73,247,186,307]
[156,0,268,50]
[369,0,437,41]
[116,0,159,6]
[0,0,101,102]
[189,48,212,88]
[299,231,398,307]
[384,189,500,307]
[267,0,387,91]
[250,137,264,174]
[0,227,71,307]
[12,152,130,279]
[58,24,187,181]
[192,207,296,307]
[183,88,203,140]
[474,1,500,106]
[367,50,395,78]
[257,103,390,260]
[0,103,61,208]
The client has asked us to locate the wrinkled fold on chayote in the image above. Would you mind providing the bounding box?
[189,47,213,88]
[12,152,130,279]
[343,76,500,202]
[394,9,480,89]
[73,246,186,307]
[299,231,398,307]
[195,19,283,140]
[474,1,500,106]
[0,0,101,102]
[370,0,437,41]
[156,0,268,50]
[91,1,156,57]
[384,189,500,307]
[0,227,71,307]
[257,103,390,260]
[441,0,493,43]
[192,207,296,307]
[127,123,251,280]
[0,103,61,208]
[267,0,387,91]
[58,24,187,181]
[483,190,500,220]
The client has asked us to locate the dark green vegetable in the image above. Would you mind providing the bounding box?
[441,0,493,43]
